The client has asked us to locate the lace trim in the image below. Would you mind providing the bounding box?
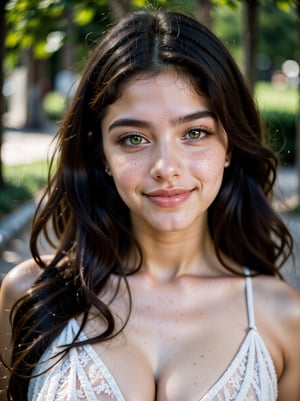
[28,319,125,401]
[29,267,279,401]
[200,328,278,401]
[29,319,277,401]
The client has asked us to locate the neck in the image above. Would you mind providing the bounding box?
[131,220,223,283]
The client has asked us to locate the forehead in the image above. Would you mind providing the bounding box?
[106,70,213,117]
[122,69,203,98]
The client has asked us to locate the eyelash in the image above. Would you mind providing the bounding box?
[183,126,214,142]
[117,126,214,147]
[117,132,149,146]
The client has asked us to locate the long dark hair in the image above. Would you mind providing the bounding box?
[7,9,293,399]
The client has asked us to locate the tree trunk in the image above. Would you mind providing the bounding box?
[196,0,213,29]
[296,1,300,199]
[107,0,131,21]
[243,0,259,95]
[0,0,8,188]
[61,5,76,69]
[25,50,46,129]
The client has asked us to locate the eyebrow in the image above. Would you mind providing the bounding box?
[108,110,217,132]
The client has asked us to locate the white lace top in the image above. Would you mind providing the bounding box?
[28,270,278,401]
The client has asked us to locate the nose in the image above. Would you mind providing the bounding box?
[150,141,182,181]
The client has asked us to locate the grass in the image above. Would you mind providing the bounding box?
[0,160,49,218]
[255,82,298,113]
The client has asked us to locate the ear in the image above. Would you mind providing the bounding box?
[105,166,112,175]
[102,159,112,176]
[224,151,232,168]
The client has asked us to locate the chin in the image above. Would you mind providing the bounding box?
[149,218,195,233]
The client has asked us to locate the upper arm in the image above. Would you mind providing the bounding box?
[275,285,300,401]
[0,259,42,400]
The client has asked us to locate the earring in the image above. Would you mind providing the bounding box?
[87,131,93,142]
[105,166,111,174]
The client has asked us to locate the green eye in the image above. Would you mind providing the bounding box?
[129,135,143,145]
[118,133,148,147]
[187,129,202,139]
[184,127,213,142]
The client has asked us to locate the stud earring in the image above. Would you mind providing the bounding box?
[105,166,111,174]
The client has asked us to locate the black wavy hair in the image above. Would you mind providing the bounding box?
[6,9,293,400]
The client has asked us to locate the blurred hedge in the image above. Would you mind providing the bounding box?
[255,82,297,166]
[261,110,296,166]
[43,91,66,121]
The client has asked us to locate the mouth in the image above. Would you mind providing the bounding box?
[144,188,194,208]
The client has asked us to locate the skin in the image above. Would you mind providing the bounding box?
[0,71,300,401]
[101,71,231,280]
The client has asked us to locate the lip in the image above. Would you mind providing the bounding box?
[145,188,194,208]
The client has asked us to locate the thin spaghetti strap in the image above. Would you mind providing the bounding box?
[243,267,257,330]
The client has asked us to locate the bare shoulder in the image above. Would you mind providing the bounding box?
[0,258,46,380]
[251,275,300,341]
[251,275,300,400]
[252,274,300,323]
[0,256,51,306]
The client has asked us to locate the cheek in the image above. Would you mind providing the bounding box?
[190,147,227,181]
[110,156,146,191]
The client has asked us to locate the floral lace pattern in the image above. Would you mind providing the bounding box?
[28,319,126,401]
[200,328,278,401]
[28,273,278,401]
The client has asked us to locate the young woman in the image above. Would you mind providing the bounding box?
[0,9,299,401]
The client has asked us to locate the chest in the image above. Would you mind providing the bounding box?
[86,278,249,401]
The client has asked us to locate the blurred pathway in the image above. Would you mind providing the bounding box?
[2,125,56,165]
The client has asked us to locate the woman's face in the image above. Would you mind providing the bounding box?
[101,71,230,235]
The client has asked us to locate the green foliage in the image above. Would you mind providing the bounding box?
[43,91,66,120]
[290,202,300,214]
[73,6,96,25]
[5,0,66,58]
[0,161,48,215]
[255,82,297,113]
[5,0,172,61]
[261,110,296,165]
[274,0,295,12]
[213,0,297,73]
[255,82,297,166]
[5,0,112,62]
[212,2,242,64]
[259,0,297,70]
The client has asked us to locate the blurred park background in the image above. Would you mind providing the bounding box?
[0,0,299,223]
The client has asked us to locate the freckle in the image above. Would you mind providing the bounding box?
[194,382,198,386]
[201,354,204,358]
[193,362,197,366]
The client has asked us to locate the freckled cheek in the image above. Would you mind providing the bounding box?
[110,156,147,191]
[189,149,227,182]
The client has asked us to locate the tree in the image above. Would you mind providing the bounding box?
[196,0,213,28]
[107,0,131,20]
[5,0,82,128]
[242,0,259,93]
[0,0,8,187]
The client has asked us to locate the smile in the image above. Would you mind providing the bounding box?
[145,188,194,208]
